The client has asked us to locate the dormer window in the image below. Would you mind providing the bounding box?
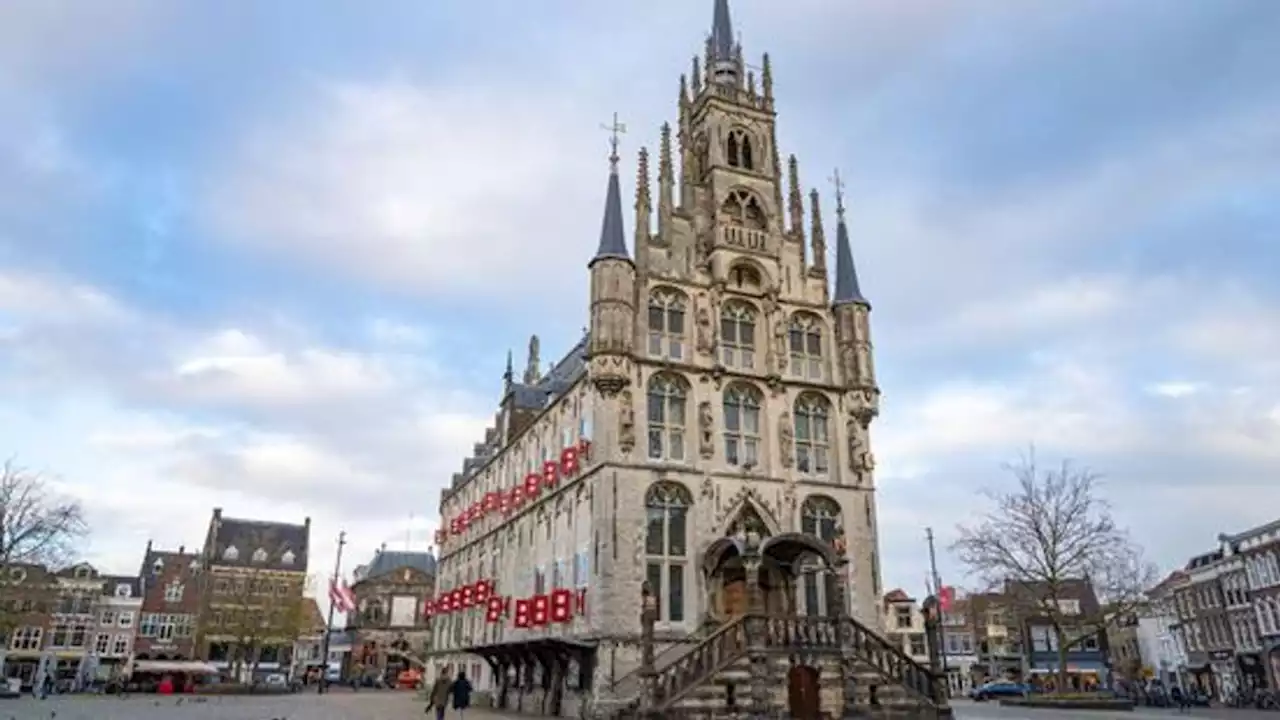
[9,567,26,583]
[281,550,296,566]
[223,546,239,561]
[188,560,200,573]
[151,559,164,575]
[251,548,268,564]
[114,583,132,598]
[74,565,91,579]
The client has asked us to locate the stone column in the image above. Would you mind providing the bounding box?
[639,581,658,719]
[743,533,770,719]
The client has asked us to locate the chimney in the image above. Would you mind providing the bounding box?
[178,545,185,555]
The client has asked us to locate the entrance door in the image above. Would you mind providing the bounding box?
[722,580,748,617]
[788,665,821,720]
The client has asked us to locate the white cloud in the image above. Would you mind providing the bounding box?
[1146,381,1202,398]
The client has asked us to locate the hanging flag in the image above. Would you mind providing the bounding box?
[328,578,357,613]
[939,585,956,613]
[550,588,573,623]
[514,599,531,628]
[531,594,550,626]
[485,596,505,623]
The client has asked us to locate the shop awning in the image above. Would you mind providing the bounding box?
[131,660,220,675]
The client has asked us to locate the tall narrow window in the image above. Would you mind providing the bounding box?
[723,385,762,468]
[647,375,688,461]
[800,496,842,617]
[788,315,824,380]
[644,482,691,623]
[720,303,756,369]
[794,396,831,475]
[727,129,754,170]
[648,290,686,360]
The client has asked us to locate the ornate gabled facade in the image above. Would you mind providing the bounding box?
[431,3,938,718]
[345,547,437,684]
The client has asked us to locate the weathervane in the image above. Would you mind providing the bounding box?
[829,168,846,219]
[601,112,627,169]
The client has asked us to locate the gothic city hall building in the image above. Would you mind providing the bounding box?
[430,3,940,718]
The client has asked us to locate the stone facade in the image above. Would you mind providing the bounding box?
[345,548,437,682]
[432,1,884,705]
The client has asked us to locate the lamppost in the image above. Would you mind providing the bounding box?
[922,596,949,708]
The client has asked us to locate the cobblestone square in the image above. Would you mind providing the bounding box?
[0,691,440,720]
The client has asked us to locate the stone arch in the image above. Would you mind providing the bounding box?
[716,485,781,537]
[726,258,769,294]
[760,531,840,571]
[726,127,756,170]
[719,187,767,231]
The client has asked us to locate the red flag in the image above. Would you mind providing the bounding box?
[514,599,531,628]
[475,579,492,603]
[939,586,956,613]
[461,585,474,608]
[560,446,579,476]
[512,485,525,507]
[483,492,499,513]
[550,588,573,623]
[543,460,560,488]
[524,473,541,498]
[531,594,550,626]
[328,578,356,613]
[485,595,505,623]
[499,491,510,515]
[423,598,435,619]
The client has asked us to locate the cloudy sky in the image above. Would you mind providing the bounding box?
[2,0,1278,606]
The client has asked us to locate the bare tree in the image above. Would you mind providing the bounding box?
[0,458,88,637]
[951,449,1158,691]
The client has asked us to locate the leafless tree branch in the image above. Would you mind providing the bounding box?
[950,447,1159,688]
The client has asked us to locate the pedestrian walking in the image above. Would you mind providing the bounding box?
[451,669,473,720]
[426,671,452,720]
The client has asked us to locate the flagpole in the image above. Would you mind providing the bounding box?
[318,530,347,694]
[926,527,950,677]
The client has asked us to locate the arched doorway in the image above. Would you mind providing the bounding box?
[788,664,821,720]
[702,536,796,620]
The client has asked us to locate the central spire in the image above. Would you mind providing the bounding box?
[708,0,739,85]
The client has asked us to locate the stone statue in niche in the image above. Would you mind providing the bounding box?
[772,310,789,374]
[840,343,857,384]
[781,481,797,531]
[778,411,794,468]
[700,474,714,499]
[618,390,636,453]
[698,401,715,459]
[695,295,715,356]
[847,417,875,482]
[632,520,647,569]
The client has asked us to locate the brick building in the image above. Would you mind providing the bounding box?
[134,542,203,661]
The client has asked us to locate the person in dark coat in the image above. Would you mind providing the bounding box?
[450,669,473,717]
[426,671,452,719]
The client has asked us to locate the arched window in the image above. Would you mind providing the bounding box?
[728,263,763,292]
[645,482,692,623]
[719,303,756,369]
[788,314,824,380]
[222,546,239,562]
[794,395,831,475]
[648,289,686,360]
[647,375,688,462]
[720,189,766,230]
[365,598,384,624]
[251,548,268,564]
[800,496,842,617]
[722,385,761,468]
[727,128,754,170]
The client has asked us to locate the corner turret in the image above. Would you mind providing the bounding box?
[829,170,878,423]
[586,115,636,397]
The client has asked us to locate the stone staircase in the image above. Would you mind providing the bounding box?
[607,614,948,719]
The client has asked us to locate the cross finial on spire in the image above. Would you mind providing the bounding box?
[601,112,627,169]
[830,168,846,220]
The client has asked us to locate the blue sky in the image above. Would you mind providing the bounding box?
[1,0,1278,601]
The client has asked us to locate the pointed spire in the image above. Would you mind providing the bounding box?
[708,0,740,85]
[635,146,651,250]
[592,113,632,264]
[809,188,827,272]
[762,53,774,101]
[503,349,514,389]
[710,0,734,63]
[831,169,868,307]
[788,155,804,243]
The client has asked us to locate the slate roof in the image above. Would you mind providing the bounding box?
[591,159,630,263]
[208,509,310,572]
[449,334,588,491]
[99,574,143,598]
[882,588,913,603]
[832,212,869,307]
[357,550,437,581]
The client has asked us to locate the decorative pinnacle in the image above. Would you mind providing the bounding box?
[601,112,627,169]
[636,147,651,208]
[830,168,846,220]
[659,123,673,178]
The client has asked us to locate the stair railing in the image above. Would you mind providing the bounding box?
[649,614,750,710]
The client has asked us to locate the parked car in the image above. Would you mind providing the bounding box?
[971,681,1031,701]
